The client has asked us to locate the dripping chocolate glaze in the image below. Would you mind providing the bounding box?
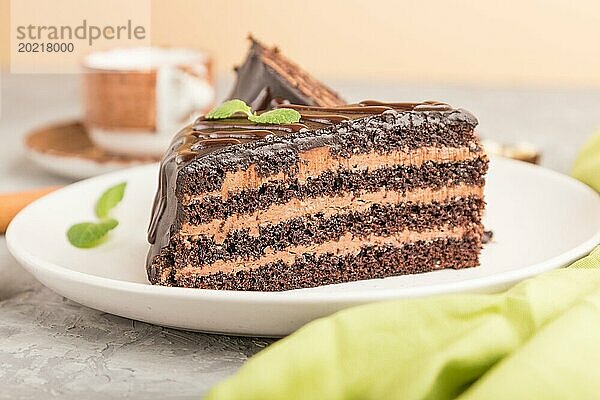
[146,101,460,265]
[176,101,451,163]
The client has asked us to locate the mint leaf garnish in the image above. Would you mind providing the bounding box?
[248,108,301,124]
[204,100,302,125]
[67,182,127,249]
[205,99,252,120]
[67,219,118,249]
[95,182,127,219]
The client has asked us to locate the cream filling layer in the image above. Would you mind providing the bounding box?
[180,184,484,242]
[183,146,484,204]
[176,225,478,277]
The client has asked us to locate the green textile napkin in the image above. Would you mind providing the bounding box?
[207,146,600,400]
[573,130,600,193]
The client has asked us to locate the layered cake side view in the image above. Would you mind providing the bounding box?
[228,36,346,110]
[147,101,488,291]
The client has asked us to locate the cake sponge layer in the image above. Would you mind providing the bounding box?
[162,236,481,291]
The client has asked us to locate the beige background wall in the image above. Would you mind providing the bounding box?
[1,0,600,86]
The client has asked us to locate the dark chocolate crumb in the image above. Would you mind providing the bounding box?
[482,230,494,244]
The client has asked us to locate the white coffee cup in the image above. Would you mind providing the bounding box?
[82,47,215,157]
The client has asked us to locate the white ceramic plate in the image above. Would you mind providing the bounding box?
[7,157,600,336]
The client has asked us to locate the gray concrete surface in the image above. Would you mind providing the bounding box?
[1,72,600,398]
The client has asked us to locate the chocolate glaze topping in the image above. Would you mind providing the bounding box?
[146,100,472,265]
[176,100,452,163]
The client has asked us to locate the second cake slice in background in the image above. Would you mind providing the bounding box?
[228,36,346,110]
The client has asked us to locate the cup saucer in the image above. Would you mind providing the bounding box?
[24,121,159,180]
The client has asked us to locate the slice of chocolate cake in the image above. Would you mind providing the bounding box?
[228,37,346,110]
[147,101,488,291]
